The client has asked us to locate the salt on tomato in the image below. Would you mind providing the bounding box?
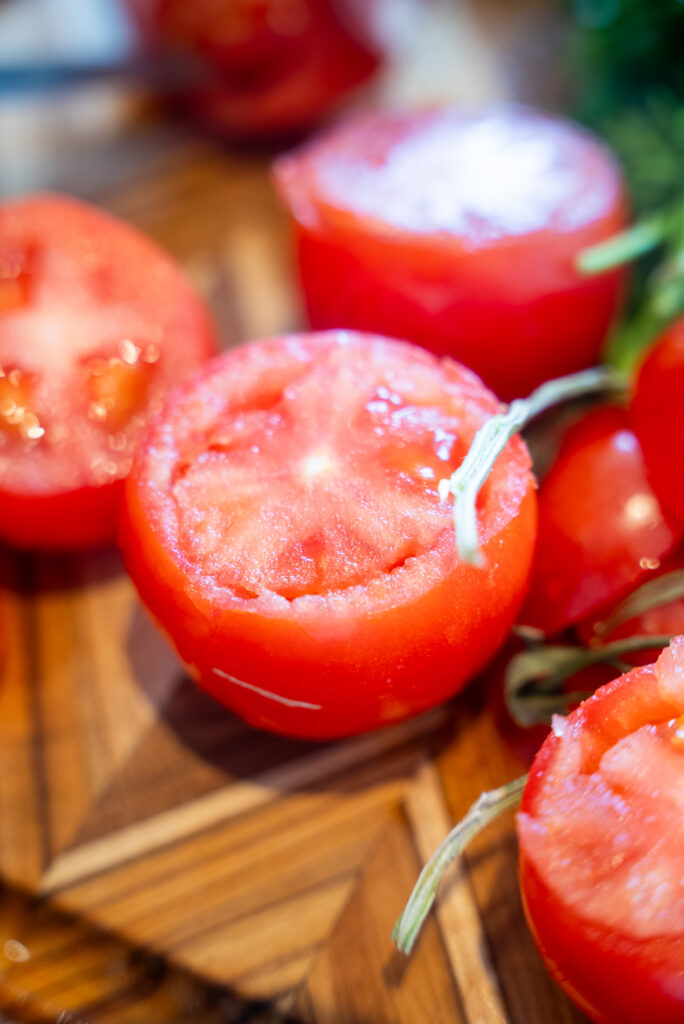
[518,406,682,637]
[631,317,684,525]
[518,638,684,1024]
[125,0,380,139]
[120,331,537,738]
[274,105,627,400]
[0,194,218,550]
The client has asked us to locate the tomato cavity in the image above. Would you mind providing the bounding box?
[519,642,684,941]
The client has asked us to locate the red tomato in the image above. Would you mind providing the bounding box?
[274,106,627,400]
[120,331,537,738]
[126,0,380,138]
[518,638,684,1024]
[0,195,217,550]
[519,406,681,636]
[631,317,684,524]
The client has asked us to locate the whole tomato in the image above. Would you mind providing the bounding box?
[120,331,537,738]
[0,194,217,550]
[126,0,381,139]
[518,637,684,1024]
[518,406,681,636]
[274,105,627,399]
[631,316,684,525]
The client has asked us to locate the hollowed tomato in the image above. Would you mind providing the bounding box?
[120,331,537,738]
[274,105,627,400]
[518,406,681,637]
[518,637,684,1024]
[0,194,217,550]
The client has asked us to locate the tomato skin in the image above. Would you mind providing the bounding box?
[631,317,684,525]
[518,657,684,1024]
[0,194,218,550]
[120,332,537,739]
[125,0,380,139]
[275,107,627,400]
[519,406,682,636]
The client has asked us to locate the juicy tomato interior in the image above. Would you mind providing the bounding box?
[631,316,684,525]
[275,106,627,399]
[121,331,537,738]
[518,639,684,1023]
[519,406,682,637]
[0,195,217,549]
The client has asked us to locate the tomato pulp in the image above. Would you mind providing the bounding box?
[631,316,684,525]
[126,0,380,139]
[518,406,681,636]
[518,638,684,1024]
[0,195,217,549]
[121,331,537,738]
[274,106,628,400]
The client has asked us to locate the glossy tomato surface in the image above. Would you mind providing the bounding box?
[126,0,380,138]
[0,195,217,549]
[274,106,627,400]
[519,406,681,636]
[631,317,684,524]
[121,331,537,738]
[518,638,684,1024]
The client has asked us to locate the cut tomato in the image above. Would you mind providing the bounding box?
[274,106,627,399]
[519,406,681,636]
[518,638,684,1023]
[0,195,217,549]
[120,331,537,738]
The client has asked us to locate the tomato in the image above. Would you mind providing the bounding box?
[0,195,217,550]
[577,547,684,664]
[631,316,684,525]
[274,106,628,400]
[518,406,681,637]
[518,637,684,1024]
[126,0,380,139]
[120,331,537,738]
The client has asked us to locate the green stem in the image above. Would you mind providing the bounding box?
[576,213,669,275]
[441,366,627,566]
[592,569,684,637]
[392,776,527,955]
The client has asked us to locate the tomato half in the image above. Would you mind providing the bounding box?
[518,638,684,1024]
[126,0,380,139]
[120,331,537,738]
[0,195,217,550]
[274,106,627,400]
[518,406,681,637]
[631,316,684,524]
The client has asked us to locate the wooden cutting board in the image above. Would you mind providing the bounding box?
[0,109,589,1024]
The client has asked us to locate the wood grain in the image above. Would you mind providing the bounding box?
[0,81,590,1024]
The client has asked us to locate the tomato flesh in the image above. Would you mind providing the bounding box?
[518,639,684,1024]
[121,331,537,738]
[0,195,217,549]
[274,106,627,399]
[631,317,684,525]
[519,406,682,636]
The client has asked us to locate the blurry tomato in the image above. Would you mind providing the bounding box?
[120,330,537,738]
[518,639,684,1023]
[631,316,684,525]
[274,105,627,399]
[0,195,217,550]
[519,406,681,636]
[126,0,381,138]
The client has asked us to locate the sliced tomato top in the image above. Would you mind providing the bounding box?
[275,106,623,246]
[519,638,684,941]
[0,195,217,499]
[131,331,533,612]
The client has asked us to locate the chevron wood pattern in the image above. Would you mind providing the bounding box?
[0,102,589,1024]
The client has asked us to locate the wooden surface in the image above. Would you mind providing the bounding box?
[0,85,590,1024]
